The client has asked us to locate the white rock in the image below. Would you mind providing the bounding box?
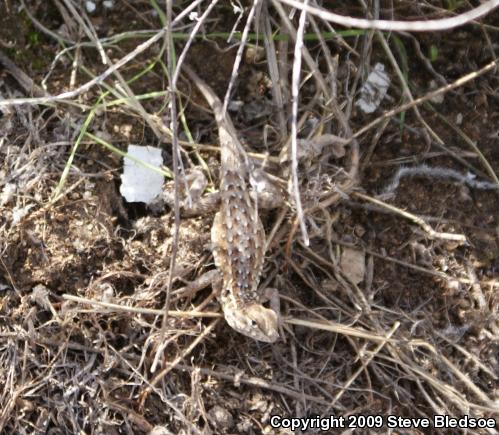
[340,247,365,285]
[0,183,16,205]
[85,1,96,13]
[120,145,164,204]
[429,80,444,104]
[12,205,33,224]
[356,63,390,114]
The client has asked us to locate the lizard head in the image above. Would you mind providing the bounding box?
[222,303,279,343]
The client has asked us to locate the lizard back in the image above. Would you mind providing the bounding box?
[212,167,266,307]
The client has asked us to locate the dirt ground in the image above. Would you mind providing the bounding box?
[0,1,498,434]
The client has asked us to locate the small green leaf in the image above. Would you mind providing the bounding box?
[28,31,40,45]
[429,45,438,62]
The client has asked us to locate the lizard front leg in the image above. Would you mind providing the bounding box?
[262,287,281,328]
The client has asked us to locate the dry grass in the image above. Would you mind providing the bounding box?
[0,1,498,433]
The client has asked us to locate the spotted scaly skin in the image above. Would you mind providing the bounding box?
[184,65,279,343]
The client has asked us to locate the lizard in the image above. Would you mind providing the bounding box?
[181,65,279,343]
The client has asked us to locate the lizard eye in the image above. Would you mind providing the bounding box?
[250,320,258,327]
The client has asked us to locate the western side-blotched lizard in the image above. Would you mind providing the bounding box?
[182,65,279,343]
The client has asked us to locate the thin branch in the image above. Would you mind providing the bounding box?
[352,192,468,243]
[62,294,221,318]
[222,0,262,114]
[278,0,499,32]
[290,0,310,245]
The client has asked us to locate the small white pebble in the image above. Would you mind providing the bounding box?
[356,63,390,113]
[0,183,16,206]
[85,1,96,13]
[101,286,114,303]
[429,80,444,104]
[12,206,31,224]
